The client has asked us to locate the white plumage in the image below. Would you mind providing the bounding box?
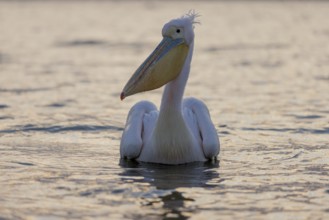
[120,12,220,164]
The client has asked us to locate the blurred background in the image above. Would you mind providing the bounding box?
[0,0,328,219]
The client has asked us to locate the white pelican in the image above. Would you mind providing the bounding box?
[120,12,220,164]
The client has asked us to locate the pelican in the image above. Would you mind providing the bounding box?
[120,12,220,164]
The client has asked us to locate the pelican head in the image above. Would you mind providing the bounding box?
[121,12,198,100]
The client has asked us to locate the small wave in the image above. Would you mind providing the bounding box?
[0,116,13,120]
[43,99,75,108]
[12,161,35,166]
[0,124,123,133]
[285,114,324,119]
[0,104,9,109]
[45,103,66,108]
[241,127,329,134]
[0,83,72,94]
[56,39,108,47]
[205,43,289,52]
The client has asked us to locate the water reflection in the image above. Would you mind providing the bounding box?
[119,159,220,189]
[119,159,220,219]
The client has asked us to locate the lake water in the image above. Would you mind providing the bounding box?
[0,1,328,219]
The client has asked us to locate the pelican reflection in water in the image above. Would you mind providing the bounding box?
[120,12,220,164]
[119,159,220,218]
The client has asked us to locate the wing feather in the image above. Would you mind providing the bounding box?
[183,98,220,159]
[120,101,157,159]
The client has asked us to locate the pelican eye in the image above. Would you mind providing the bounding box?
[176,29,181,33]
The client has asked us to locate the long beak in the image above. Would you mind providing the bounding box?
[120,37,189,100]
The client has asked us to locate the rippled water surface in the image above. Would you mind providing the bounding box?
[1,1,329,219]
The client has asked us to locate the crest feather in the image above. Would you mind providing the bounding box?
[182,10,201,26]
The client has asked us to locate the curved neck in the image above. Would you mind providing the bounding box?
[160,42,194,112]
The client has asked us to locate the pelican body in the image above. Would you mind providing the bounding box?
[120,12,220,164]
